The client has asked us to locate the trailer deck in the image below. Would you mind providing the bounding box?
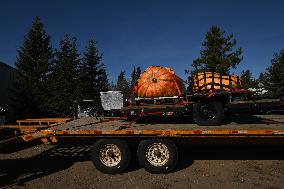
[1,115,284,145]
[14,115,284,144]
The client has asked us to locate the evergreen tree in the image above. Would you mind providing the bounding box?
[136,67,142,79]
[79,39,108,109]
[12,17,53,118]
[263,50,284,97]
[240,69,256,89]
[130,66,141,87]
[116,71,130,102]
[186,69,197,93]
[130,66,141,99]
[109,81,117,91]
[97,64,110,92]
[48,35,80,117]
[257,72,267,88]
[193,26,243,75]
[130,67,136,87]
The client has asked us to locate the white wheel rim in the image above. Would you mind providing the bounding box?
[99,144,122,167]
[146,143,170,166]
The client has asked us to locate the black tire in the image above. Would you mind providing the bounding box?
[193,101,224,126]
[91,139,131,174]
[137,139,178,174]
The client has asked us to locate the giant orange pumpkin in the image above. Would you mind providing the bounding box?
[135,66,184,98]
[192,72,241,92]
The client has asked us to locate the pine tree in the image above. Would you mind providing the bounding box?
[48,35,80,117]
[116,71,130,102]
[186,70,197,94]
[257,72,267,88]
[130,66,141,98]
[263,50,284,97]
[12,17,53,118]
[136,67,142,76]
[97,64,110,92]
[130,67,137,87]
[193,26,243,75]
[240,69,256,89]
[130,66,142,87]
[109,81,117,91]
[79,39,108,110]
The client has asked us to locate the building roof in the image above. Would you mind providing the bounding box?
[0,62,15,71]
[0,61,16,108]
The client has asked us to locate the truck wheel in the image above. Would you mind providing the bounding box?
[193,101,224,126]
[137,139,178,174]
[91,139,130,174]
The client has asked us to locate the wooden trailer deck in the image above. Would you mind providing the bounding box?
[17,115,284,143]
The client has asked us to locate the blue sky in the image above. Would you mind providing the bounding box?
[0,0,284,81]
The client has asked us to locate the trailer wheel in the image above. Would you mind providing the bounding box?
[137,139,178,174]
[91,139,130,174]
[193,101,224,126]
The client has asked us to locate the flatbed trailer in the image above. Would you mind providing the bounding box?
[1,115,284,174]
[123,70,284,126]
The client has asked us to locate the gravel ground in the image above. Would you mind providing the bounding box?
[1,115,284,189]
[1,143,284,189]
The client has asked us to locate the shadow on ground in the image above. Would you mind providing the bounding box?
[0,145,91,188]
[1,143,284,188]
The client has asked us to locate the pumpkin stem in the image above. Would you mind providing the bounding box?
[152,78,157,83]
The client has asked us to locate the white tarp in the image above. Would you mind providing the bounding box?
[100,91,123,110]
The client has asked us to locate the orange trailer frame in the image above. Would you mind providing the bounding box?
[0,117,283,143]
